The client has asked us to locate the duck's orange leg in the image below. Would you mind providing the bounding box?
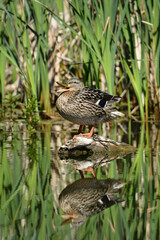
[79,170,85,179]
[82,166,96,178]
[74,166,96,178]
[78,125,84,134]
[73,126,95,139]
[73,166,85,179]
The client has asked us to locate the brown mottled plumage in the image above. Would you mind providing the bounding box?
[59,178,125,225]
[56,78,124,138]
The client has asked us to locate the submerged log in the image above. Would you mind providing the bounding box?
[58,134,136,174]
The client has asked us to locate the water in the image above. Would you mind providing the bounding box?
[0,119,159,240]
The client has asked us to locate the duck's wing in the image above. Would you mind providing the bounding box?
[78,87,121,107]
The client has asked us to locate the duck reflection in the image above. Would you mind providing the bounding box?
[58,134,136,177]
[59,178,125,226]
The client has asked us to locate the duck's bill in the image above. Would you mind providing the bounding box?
[57,82,70,92]
[61,217,73,225]
[57,82,68,88]
[57,88,70,92]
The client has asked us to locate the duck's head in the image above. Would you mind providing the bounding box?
[57,78,84,93]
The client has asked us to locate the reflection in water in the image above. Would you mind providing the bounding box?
[58,134,136,177]
[59,178,125,226]
[0,121,159,239]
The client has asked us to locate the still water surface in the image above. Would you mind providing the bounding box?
[0,119,159,239]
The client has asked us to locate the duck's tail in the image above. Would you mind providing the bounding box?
[110,109,125,118]
[104,106,125,120]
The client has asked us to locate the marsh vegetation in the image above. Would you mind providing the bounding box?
[0,1,160,239]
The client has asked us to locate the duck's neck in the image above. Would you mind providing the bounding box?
[58,91,75,102]
[56,91,76,112]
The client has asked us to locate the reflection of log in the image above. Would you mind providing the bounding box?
[59,178,125,226]
[58,134,136,175]
[58,134,136,158]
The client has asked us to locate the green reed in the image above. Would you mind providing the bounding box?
[0,120,159,239]
[0,124,54,239]
[67,0,160,119]
[68,0,129,92]
[0,0,54,114]
[0,0,160,119]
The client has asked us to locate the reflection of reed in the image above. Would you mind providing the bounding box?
[149,123,160,175]
[51,123,76,206]
[1,120,159,239]
[146,122,160,237]
[59,178,125,226]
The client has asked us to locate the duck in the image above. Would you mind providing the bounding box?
[56,78,124,138]
[59,178,125,225]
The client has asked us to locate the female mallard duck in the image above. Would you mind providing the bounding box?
[56,78,124,138]
[59,178,125,225]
